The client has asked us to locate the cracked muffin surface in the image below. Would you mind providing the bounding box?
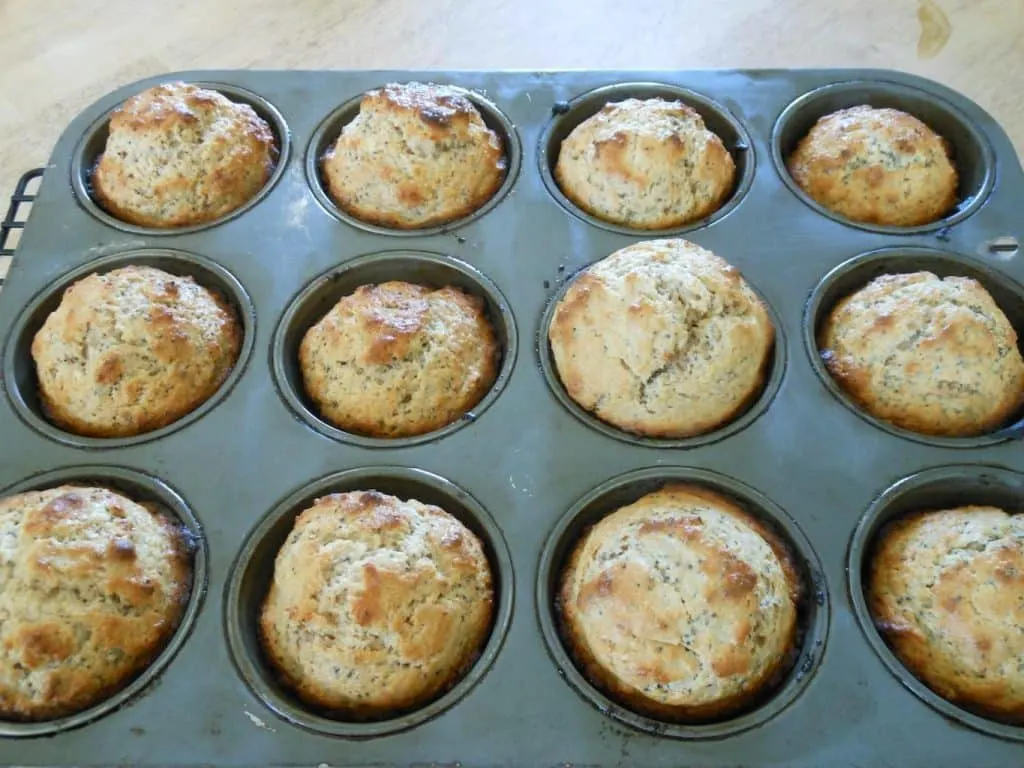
[547,238,774,438]
[555,97,736,229]
[869,505,1024,723]
[299,280,498,438]
[559,484,800,722]
[31,265,242,438]
[92,81,277,228]
[322,82,506,229]
[259,490,493,718]
[0,485,191,721]
[787,105,958,227]
[819,271,1024,437]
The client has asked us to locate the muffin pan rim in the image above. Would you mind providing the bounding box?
[536,80,757,237]
[803,245,1024,448]
[3,67,1024,765]
[270,249,518,448]
[223,465,515,739]
[770,78,997,235]
[0,248,257,450]
[846,463,1024,742]
[536,255,788,449]
[535,465,830,740]
[0,464,208,739]
[304,83,523,236]
[69,81,293,236]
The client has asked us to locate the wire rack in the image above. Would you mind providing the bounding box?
[0,168,46,287]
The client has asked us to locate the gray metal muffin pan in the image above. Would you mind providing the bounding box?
[0,69,1023,767]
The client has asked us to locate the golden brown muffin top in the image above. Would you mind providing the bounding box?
[548,238,774,438]
[820,271,1024,436]
[869,506,1024,723]
[560,484,800,721]
[92,82,276,228]
[299,280,498,438]
[0,485,191,721]
[31,265,242,438]
[787,105,958,227]
[322,82,506,229]
[259,490,493,717]
[555,97,735,229]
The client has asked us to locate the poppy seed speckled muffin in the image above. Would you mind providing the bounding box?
[259,490,494,718]
[869,505,1024,723]
[0,485,191,721]
[787,105,958,227]
[298,281,498,438]
[321,82,506,229]
[559,484,800,722]
[31,265,242,438]
[555,97,735,229]
[92,82,277,228]
[819,271,1024,436]
[548,239,774,438]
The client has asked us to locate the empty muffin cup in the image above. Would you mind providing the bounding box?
[537,466,828,739]
[2,249,255,449]
[224,466,513,738]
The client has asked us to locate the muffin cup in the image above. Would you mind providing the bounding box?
[847,464,1024,741]
[224,466,514,738]
[0,465,206,738]
[71,82,290,235]
[538,261,786,449]
[536,466,829,740]
[538,82,755,235]
[1,249,255,449]
[306,85,521,235]
[772,80,995,234]
[804,246,1024,447]
[272,250,517,447]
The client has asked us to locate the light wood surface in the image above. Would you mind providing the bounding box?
[0,0,1022,211]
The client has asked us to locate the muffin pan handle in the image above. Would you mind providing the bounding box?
[0,168,44,267]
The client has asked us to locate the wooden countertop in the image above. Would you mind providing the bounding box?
[0,0,1021,217]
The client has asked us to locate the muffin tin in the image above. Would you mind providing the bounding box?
[0,69,1023,767]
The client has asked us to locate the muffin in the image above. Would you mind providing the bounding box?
[92,82,277,228]
[322,82,506,229]
[555,98,736,229]
[0,485,191,721]
[787,105,958,227]
[299,281,498,438]
[32,265,242,438]
[560,484,800,722]
[869,506,1024,723]
[819,271,1024,436]
[259,490,493,718]
[548,238,774,438]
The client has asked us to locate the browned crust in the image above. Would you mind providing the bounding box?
[0,485,192,721]
[868,507,1024,724]
[257,490,494,718]
[91,82,277,228]
[32,270,242,438]
[786,105,958,227]
[558,484,801,722]
[321,82,506,230]
[298,281,499,438]
[818,273,1024,437]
